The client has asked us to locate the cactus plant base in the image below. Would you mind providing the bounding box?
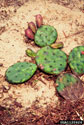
[36,46,67,75]
[56,73,83,101]
[35,25,57,47]
[68,46,84,76]
[6,62,37,84]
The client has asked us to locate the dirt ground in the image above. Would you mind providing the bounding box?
[0,0,84,124]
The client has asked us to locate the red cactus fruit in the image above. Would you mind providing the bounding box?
[81,51,84,55]
[25,28,34,40]
[36,14,43,28]
[28,22,36,33]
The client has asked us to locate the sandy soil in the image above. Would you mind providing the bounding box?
[0,0,84,124]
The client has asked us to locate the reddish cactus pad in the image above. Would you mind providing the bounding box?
[25,28,34,40]
[36,14,43,27]
[28,22,36,33]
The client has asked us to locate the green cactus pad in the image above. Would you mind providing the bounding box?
[68,46,84,75]
[35,25,57,47]
[5,62,37,84]
[56,73,83,101]
[35,46,67,75]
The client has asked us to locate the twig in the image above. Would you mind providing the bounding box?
[75,111,83,120]
[67,30,84,38]
[60,30,84,40]
[62,31,68,38]
[38,77,47,85]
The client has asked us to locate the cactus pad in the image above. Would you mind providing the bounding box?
[6,62,37,84]
[68,46,84,75]
[35,46,67,75]
[56,73,83,101]
[35,25,57,47]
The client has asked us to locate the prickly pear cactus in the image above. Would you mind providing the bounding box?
[35,46,67,75]
[35,25,57,47]
[6,62,37,84]
[68,46,84,76]
[56,73,83,101]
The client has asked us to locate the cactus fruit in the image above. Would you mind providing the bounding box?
[68,46,84,76]
[56,73,83,101]
[5,62,37,84]
[25,28,34,40]
[35,25,57,47]
[36,14,43,28]
[28,22,36,33]
[35,46,67,75]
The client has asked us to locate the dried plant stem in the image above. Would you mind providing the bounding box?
[75,111,83,120]
[61,30,84,39]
